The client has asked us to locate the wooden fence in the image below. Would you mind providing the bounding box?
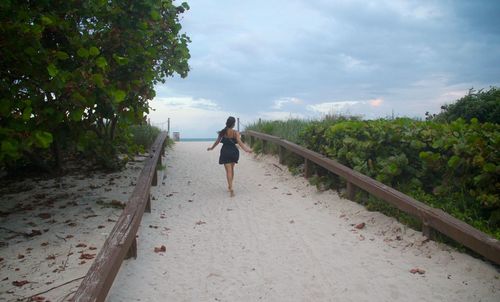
[243,130,500,265]
[71,132,168,302]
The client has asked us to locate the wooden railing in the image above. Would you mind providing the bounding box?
[243,130,500,265]
[71,132,168,302]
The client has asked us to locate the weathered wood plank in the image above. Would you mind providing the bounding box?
[72,132,168,302]
[243,130,500,265]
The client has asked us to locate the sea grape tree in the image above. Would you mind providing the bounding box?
[0,0,190,170]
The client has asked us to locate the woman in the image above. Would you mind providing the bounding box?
[207,116,252,197]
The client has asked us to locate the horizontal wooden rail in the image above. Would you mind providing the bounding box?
[243,130,500,265]
[72,132,168,302]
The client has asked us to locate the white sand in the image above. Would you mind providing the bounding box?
[0,157,147,301]
[107,142,499,302]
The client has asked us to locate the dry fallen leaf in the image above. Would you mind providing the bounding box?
[30,296,46,301]
[410,268,426,275]
[17,254,25,259]
[80,253,96,260]
[355,222,366,230]
[195,221,206,225]
[89,246,97,250]
[154,245,166,253]
[76,243,87,248]
[38,213,51,219]
[46,255,56,260]
[12,280,29,287]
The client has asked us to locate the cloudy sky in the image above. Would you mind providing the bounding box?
[148,0,500,138]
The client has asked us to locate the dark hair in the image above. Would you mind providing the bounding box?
[218,116,236,137]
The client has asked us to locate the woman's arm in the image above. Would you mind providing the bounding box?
[207,136,221,151]
[235,132,253,153]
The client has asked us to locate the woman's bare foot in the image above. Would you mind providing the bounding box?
[229,188,235,197]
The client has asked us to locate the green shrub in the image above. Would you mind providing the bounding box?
[129,124,162,152]
[248,115,500,239]
[430,87,500,123]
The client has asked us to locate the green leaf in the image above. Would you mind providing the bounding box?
[483,163,496,173]
[41,15,53,25]
[77,48,89,58]
[89,46,100,56]
[91,74,105,88]
[55,51,69,60]
[0,100,10,116]
[71,92,86,104]
[112,54,129,65]
[1,140,19,158]
[33,131,53,148]
[24,47,36,57]
[95,56,107,69]
[22,106,32,121]
[112,89,126,103]
[47,64,59,77]
[150,10,161,21]
[70,108,84,121]
[447,155,461,168]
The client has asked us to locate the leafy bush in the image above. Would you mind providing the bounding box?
[247,116,500,239]
[129,124,162,152]
[430,87,500,123]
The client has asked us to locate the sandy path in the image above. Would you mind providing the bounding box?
[107,142,499,302]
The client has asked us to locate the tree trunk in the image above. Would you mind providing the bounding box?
[110,116,118,141]
[51,138,63,174]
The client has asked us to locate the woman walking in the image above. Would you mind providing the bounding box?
[207,116,252,197]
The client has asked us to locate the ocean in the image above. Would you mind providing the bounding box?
[179,138,216,142]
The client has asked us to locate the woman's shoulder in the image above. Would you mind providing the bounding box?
[226,129,239,138]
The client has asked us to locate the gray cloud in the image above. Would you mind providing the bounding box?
[153,0,500,136]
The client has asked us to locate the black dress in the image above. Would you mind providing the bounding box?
[219,136,239,164]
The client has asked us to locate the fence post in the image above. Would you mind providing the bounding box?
[125,238,138,260]
[346,181,356,200]
[422,220,433,238]
[279,145,285,165]
[145,194,151,213]
[262,139,268,154]
[152,170,158,186]
[304,158,312,178]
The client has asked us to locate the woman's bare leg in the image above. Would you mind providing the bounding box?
[230,163,236,196]
[224,163,234,196]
